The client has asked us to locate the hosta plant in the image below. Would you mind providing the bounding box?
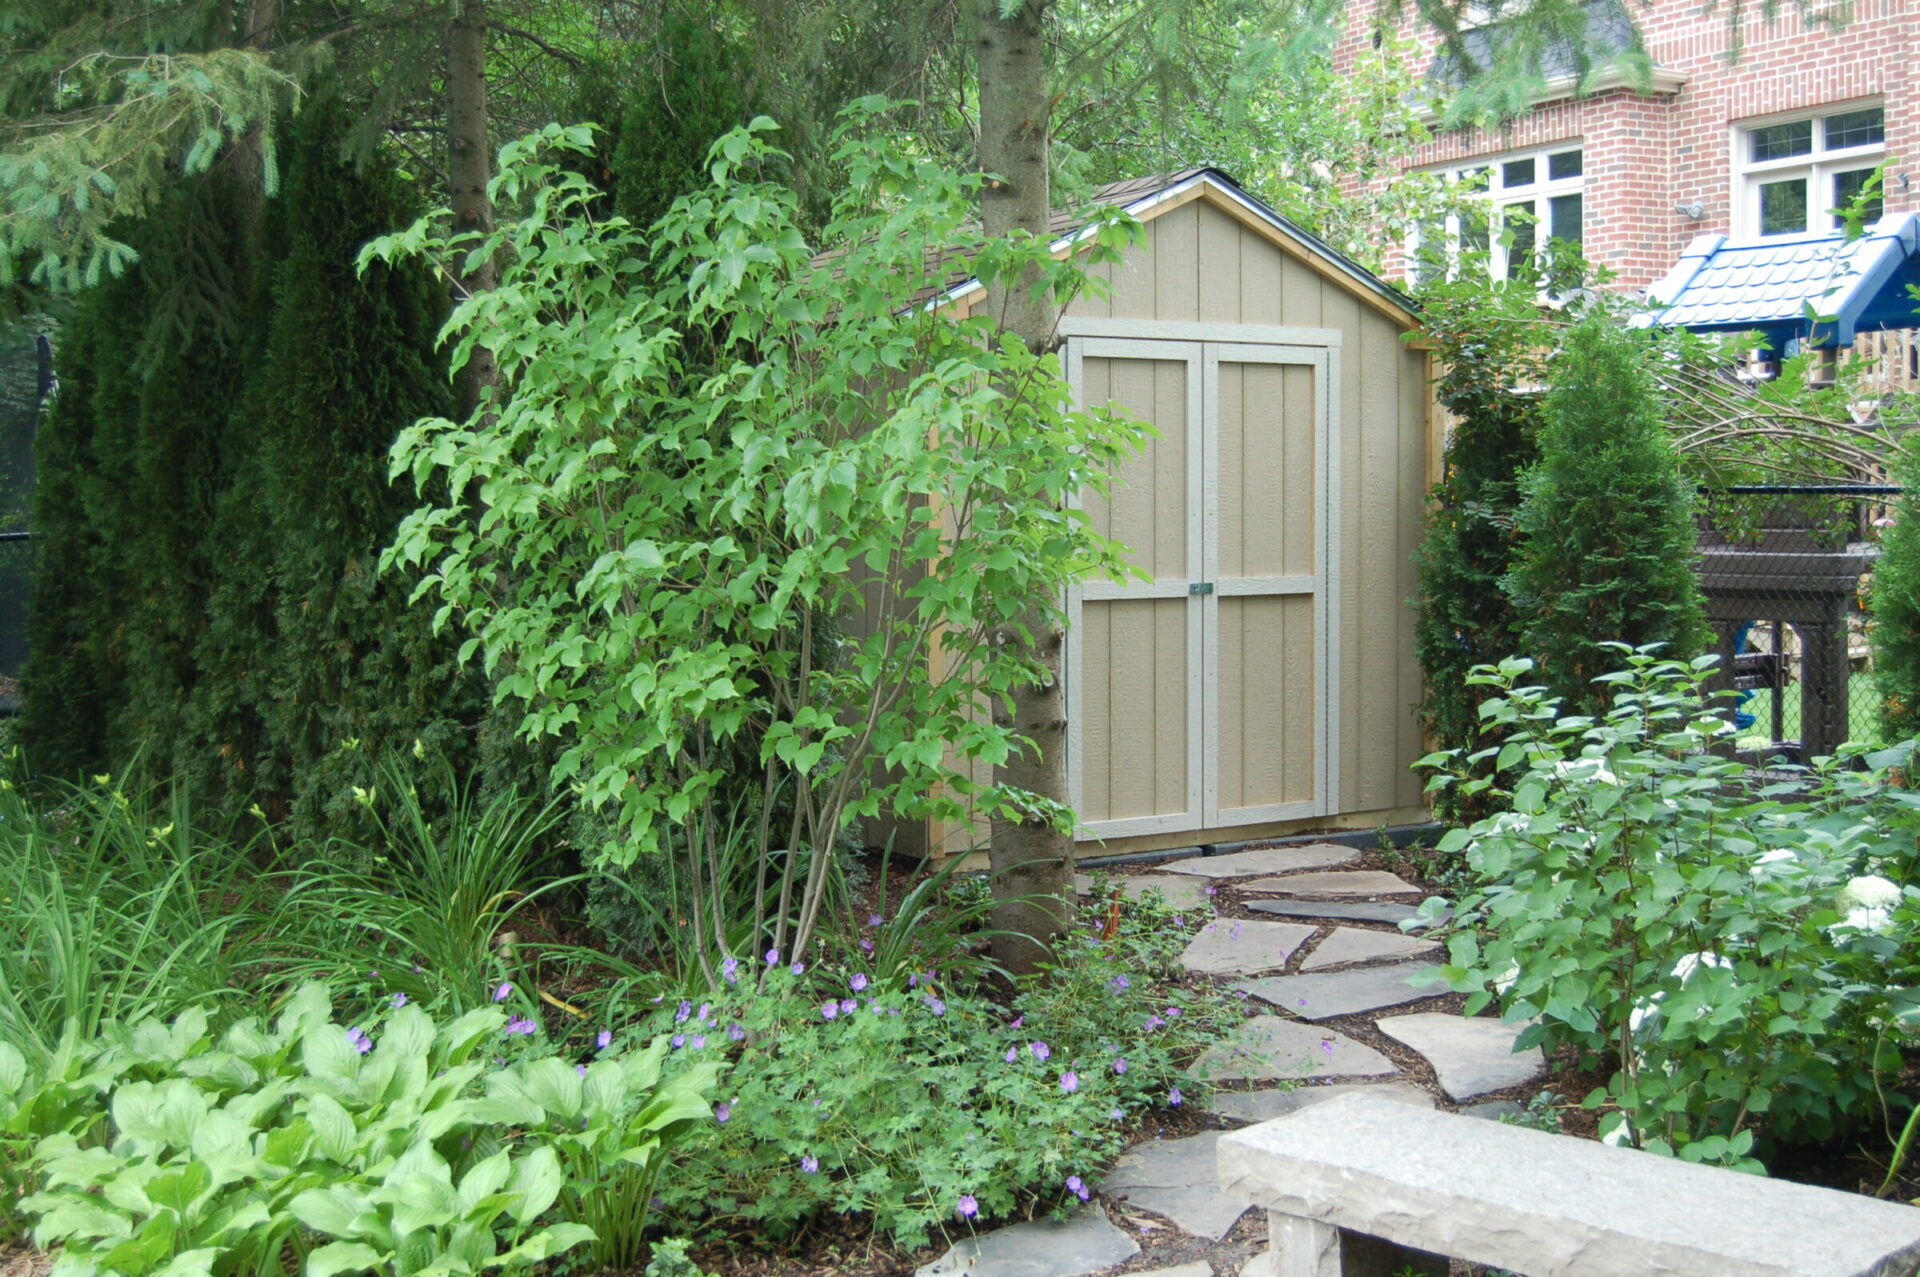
[18,984,717,1277]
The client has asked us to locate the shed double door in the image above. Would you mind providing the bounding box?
[1066,336,1336,841]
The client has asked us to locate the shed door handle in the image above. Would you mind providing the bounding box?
[1189,582,1214,596]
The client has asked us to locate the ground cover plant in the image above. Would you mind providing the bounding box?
[1419,645,1920,1168]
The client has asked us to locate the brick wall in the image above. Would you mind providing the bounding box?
[1336,0,1920,291]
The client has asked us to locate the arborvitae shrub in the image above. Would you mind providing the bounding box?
[24,108,482,836]
[1872,440,1920,738]
[1506,316,1709,715]
[1409,277,1546,817]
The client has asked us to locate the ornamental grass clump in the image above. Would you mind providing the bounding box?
[1420,645,1920,1169]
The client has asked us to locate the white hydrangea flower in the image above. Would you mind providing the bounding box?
[1838,875,1902,914]
[1845,906,1893,933]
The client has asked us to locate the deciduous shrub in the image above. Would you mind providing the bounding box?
[1420,646,1920,1167]
[1873,438,1920,738]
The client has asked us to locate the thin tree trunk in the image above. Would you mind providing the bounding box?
[447,0,497,417]
[977,0,1075,978]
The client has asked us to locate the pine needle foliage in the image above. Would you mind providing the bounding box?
[1505,316,1709,715]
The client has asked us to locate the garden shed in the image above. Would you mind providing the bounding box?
[909,168,1438,861]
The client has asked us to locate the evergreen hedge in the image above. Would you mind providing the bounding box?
[22,104,481,835]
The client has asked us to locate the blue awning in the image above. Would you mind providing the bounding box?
[1639,213,1920,350]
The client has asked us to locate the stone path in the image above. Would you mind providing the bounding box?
[920,842,1552,1277]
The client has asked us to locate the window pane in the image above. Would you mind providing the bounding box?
[1502,157,1536,187]
[1751,120,1813,162]
[1548,148,1583,179]
[1502,204,1535,272]
[1825,107,1885,150]
[1832,167,1884,224]
[1549,192,1584,244]
[1759,177,1808,234]
[1458,166,1490,193]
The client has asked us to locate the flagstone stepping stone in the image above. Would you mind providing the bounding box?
[1298,926,1440,971]
[1236,870,1419,896]
[1189,1015,1395,1084]
[1131,1265,1214,1277]
[1376,1012,1547,1103]
[1177,918,1317,976]
[1244,898,1437,928]
[1206,1080,1435,1125]
[1160,843,1357,878]
[1072,872,1211,909]
[1235,963,1446,1021]
[1100,1131,1248,1240]
[913,1203,1139,1277]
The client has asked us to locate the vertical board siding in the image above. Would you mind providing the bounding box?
[1085,598,1190,822]
[1397,344,1431,810]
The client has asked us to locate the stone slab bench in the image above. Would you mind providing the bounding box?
[1217,1092,1920,1277]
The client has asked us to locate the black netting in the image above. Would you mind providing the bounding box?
[1696,484,1892,763]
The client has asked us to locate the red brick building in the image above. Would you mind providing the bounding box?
[1336,0,1920,295]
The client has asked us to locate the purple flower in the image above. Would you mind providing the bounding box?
[697,1002,712,1021]
[1166,1006,1182,1018]
[390,992,408,1009]
[675,1000,692,1023]
[822,1000,839,1021]
[728,1022,746,1041]
[369,969,380,979]
[1144,1015,1165,1032]
[790,961,806,976]
[1113,1058,1128,1075]
[1110,1107,1125,1120]
[671,1033,687,1048]
[715,1101,733,1124]
[691,1034,707,1049]
[1004,1046,1018,1064]
[1066,1175,1089,1201]
[1061,1072,1079,1093]
[596,1029,613,1050]
[765,948,780,966]
[859,938,874,952]
[1321,1039,1335,1057]
[800,1154,819,1174]
[840,998,858,1015]
[576,1063,589,1076]
[345,1026,373,1054]
[957,1193,978,1218]
[924,995,946,1017]
[908,972,919,988]
[505,1016,538,1037]
[1009,1016,1024,1030]
[868,913,883,927]
[1031,1041,1051,1062]
[1109,975,1131,992]
[722,957,740,983]
[851,973,869,993]
[493,982,513,1002]
[1168,1087,1184,1107]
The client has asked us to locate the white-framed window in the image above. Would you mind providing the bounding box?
[1413,142,1585,283]
[1734,104,1885,237]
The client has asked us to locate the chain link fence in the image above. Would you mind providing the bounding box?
[1696,484,1893,763]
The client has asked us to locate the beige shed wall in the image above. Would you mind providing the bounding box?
[917,186,1434,861]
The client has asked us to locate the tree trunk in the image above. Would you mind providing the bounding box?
[977,0,1075,978]
[447,0,496,417]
